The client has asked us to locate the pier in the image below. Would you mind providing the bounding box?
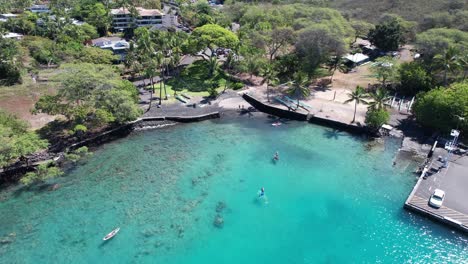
[404,147,468,233]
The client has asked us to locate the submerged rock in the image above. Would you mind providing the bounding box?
[215,201,226,213]
[49,184,60,191]
[213,214,224,228]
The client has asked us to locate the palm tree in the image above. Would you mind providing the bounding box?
[344,85,368,123]
[260,64,279,102]
[434,46,461,86]
[155,51,165,105]
[143,59,158,111]
[287,72,310,110]
[326,56,347,82]
[208,56,219,78]
[457,53,467,82]
[366,88,390,110]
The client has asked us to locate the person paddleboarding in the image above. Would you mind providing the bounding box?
[273,151,279,161]
[258,187,265,197]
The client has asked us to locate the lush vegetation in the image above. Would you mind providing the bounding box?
[33,63,141,129]
[413,82,467,135]
[0,110,48,167]
[0,0,467,179]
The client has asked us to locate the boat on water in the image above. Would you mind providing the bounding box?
[103,228,120,241]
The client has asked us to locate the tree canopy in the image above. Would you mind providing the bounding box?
[33,64,142,126]
[416,28,468,59]
[413,82,468,134]
[188,24,239,58]
[0,111,48,167]
[368,17,405,51]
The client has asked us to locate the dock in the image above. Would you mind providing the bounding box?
[404,147,468,233]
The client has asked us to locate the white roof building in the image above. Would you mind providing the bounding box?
[110,7,164,30]
[344,53,369,65]
[28,5,50,13]
[91,37,130,61]
[2,32,23,40]
[0,13,18,22]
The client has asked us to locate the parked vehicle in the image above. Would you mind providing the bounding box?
[429,189,445,208]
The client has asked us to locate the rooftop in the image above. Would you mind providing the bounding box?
[110,7,163,16]
[344,53,369,64]
[1,13,19,18]
[2,32,23,39]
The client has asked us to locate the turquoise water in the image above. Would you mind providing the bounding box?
[1,117,467,263]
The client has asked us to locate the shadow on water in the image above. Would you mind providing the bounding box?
[12,182,57,197]
[252,195,268,207]
[323,129,350,140]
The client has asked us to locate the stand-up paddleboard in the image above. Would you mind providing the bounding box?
[272,122,282,127]
[103,228,120,241]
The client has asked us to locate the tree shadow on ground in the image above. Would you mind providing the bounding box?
[393,115,434,144]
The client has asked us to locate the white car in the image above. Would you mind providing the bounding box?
[429,189,445,208]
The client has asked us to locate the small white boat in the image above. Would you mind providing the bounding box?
[103,228,120,241]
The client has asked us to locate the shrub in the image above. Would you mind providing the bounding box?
[73,124,87,135]
[231,82,244,90]
[413,82,467,134]
[64,146,92,163]
[20,162,63,186]
[365,108,390,130]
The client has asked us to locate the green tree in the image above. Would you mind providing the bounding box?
[366,88,391,110]
[344,86,368,123]
[0,37,22,85]
[367,18,404,51]
[188,24,239,64]
[413,82,468,134]
[295,27,346,77]
[4,16,36,35]
[20,162,63,186]
[365,108,390,131]
[370,56,398,88]
[85,3,110,36]
[287,71,311,110]
[350,20,373,44]
[260,64,279,103]
[398,62,433,95]
[326,56,347,82]
[433,46,461,86]
[415,28,468,63]
[33,64,141,126]
[0,110,48,167]
[265,27,295,62]
[78,47,118,64]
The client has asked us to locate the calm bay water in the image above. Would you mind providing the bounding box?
[0,117,467,263]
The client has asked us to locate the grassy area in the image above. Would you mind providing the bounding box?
[140,60,237,102]
[142,82,226,103]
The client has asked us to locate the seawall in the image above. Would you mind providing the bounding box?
[0,112,221,184]
[242,93,370,135]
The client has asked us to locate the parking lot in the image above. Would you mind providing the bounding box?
[406,147,468,229]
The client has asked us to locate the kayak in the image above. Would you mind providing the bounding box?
[103,227,120,241]
[272,122,282,127]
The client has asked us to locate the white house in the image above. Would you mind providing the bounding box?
[110,7,164,30]
[91,37,130,61]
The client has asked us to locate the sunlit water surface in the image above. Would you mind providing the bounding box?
[1,117,467,263]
